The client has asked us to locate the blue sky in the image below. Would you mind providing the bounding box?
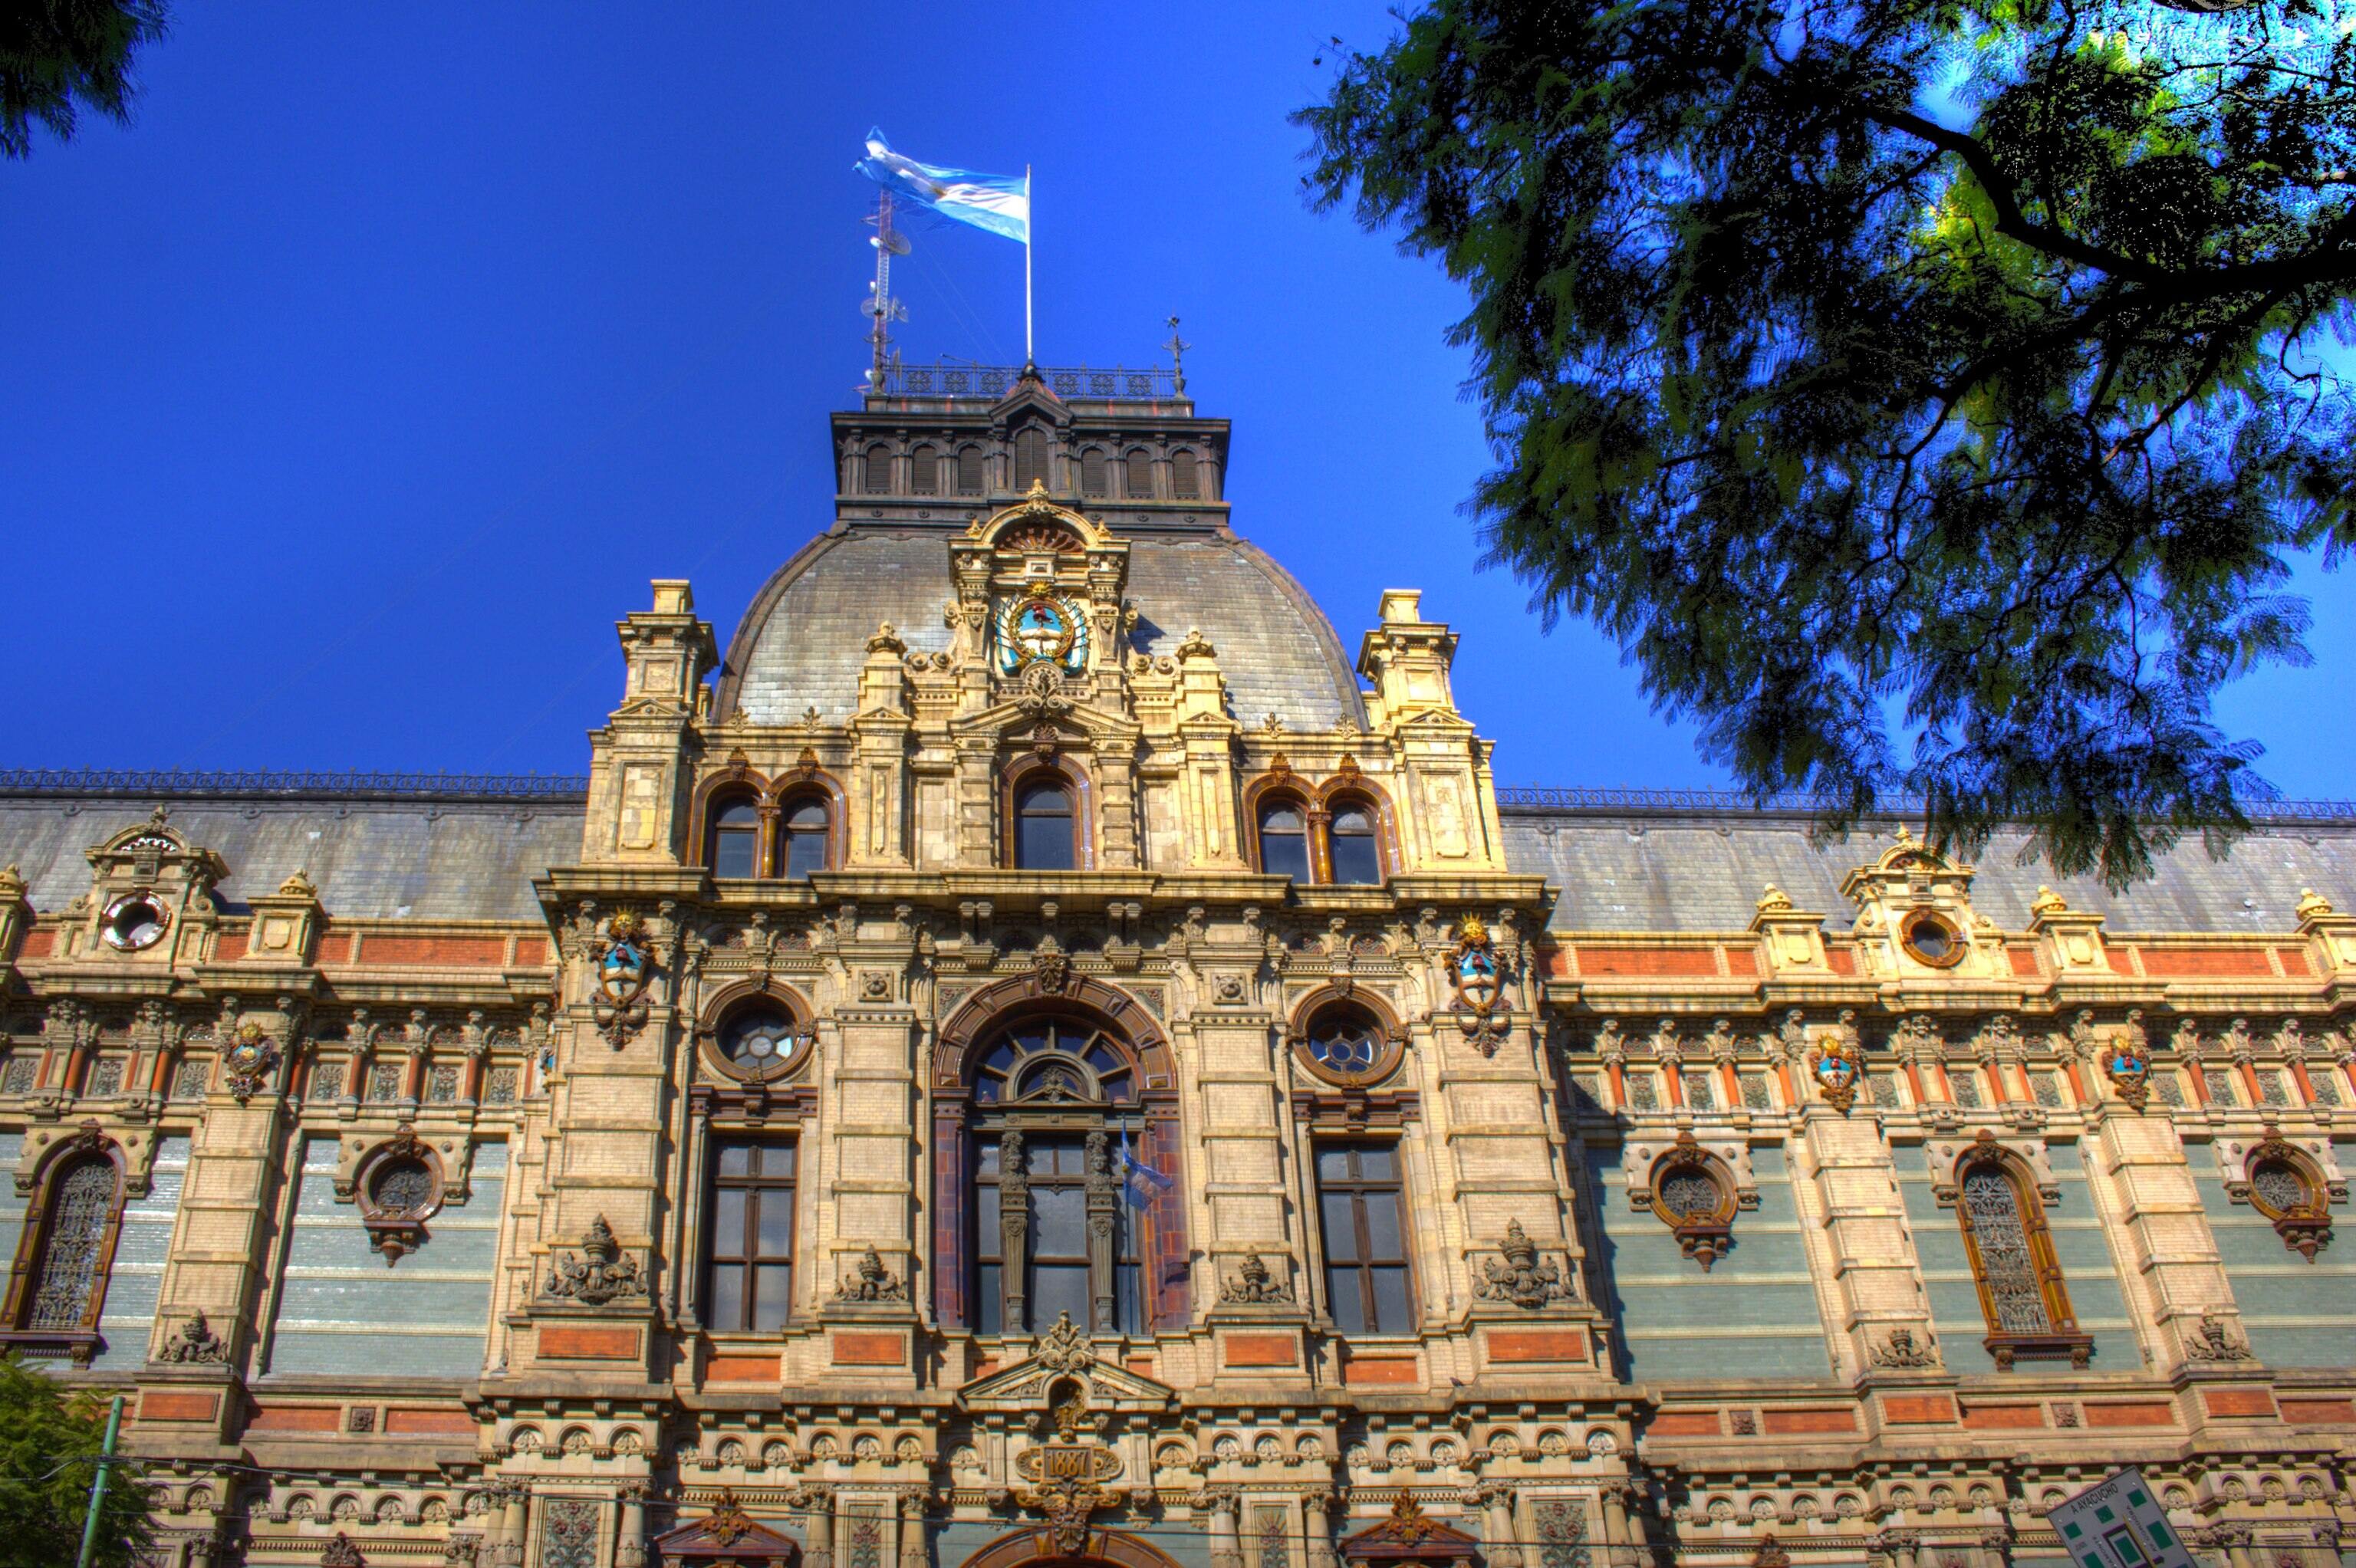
[2,4,2348,799]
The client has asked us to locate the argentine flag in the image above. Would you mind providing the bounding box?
[856,128,1029,245]
[1117,1129,1173,1211]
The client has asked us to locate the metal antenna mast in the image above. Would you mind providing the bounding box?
[863,190,910,392]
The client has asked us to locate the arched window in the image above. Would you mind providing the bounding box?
[968,1017,1144,1335]
[18,1153,120,1337]
[1012,426,1049,490]
[1014,777,1076,871]
[909,444,938,495]
[1327,800,1383,885]
[862,442,893,494]
[1955,1152,2091,1368]
[956,444,985,495]
[706,797,760,879]
[1256,801,1311,881]
[2246,1133,2334,1260]
[1080,448,1108,495]
[1124,449,1155,499]
[1171,448,1199,498]
[778,795,830,879]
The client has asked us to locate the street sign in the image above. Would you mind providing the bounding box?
[2046,1469,2196,1568]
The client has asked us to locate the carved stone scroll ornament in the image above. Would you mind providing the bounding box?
[222,1021,281,1105]
[1035,1310,1097,1374]
[1217,1250,1295,1305]
[1867,1326,1941,1369]
[321,1534,367,1568]
[1013,1437,1122,1556]
[591,912,655,1049]
[1473,1218,1575,1308]
[156,1309,231,1365]
[543,1214,647,1306]
[834,1246,910,1302]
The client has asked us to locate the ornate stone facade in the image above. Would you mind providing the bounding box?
[0,368,2350,1568]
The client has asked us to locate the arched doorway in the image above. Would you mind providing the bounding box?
[958,1524,1190,1568]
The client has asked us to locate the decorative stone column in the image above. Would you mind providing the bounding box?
[616,1484,648,1568]
[493,1484,528,1567]
[798,1485,837,1568]
[1474,1484,1519,1568]
[900,1491,930,1568]
[1203,1487,1243,1568]
[1303,1492,1339,1568]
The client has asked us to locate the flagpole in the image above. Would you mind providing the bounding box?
[1023,164,1035,363]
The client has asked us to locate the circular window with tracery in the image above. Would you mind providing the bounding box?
[1899,909,1967,968]
[370,1156,436,1215]
[1291,998,1402,1087]
[971,1019,1134,1105]
[1647,1141,1739,1271]
[699,991,814,1084]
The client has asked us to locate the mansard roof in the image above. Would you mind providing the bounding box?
[1500,797,2356,934]
[716,522,1369,731]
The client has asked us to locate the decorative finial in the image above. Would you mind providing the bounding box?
[1755,883,1793,915]
[2029,884,2068,917]
[2297,887,2336,920]
[1163,315,1191,393]
[1893,823,1913,846]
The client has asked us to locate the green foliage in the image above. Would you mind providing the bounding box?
[0,0,169,159]
[0,1357,149,1568]
[1298,0,2356,886]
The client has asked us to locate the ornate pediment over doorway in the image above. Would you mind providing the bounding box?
[954,1310,1176,1415]
[655,1489,801,1567]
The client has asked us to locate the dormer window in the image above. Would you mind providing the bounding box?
[1012,427,1049,490]
[100,893,169,952]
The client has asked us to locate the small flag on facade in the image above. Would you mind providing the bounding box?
[1118,1129,1173,1209]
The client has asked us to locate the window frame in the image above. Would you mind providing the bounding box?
[1123,448,1155,499]
[909,443,939,495]
[776,790,832,879]
[1290,991,1403,1088]
[1,1139,128,1363]
[1009,771,1082,872]
[861,442,893,495]
[1951,1147,2092,1369]
[1314,1141,1416,1336]
[1321,791,1388,886]
[1255,797,1314,883]
[704,792,763,879]
[705,1136,800,1333]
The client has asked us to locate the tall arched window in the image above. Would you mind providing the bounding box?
[1124,449,1155,499]
[1080,448,1108,495]
[862,442,893,494]
[968,1017,1144,1335]
[1327,801,1383,885]
[909,444,938,495]
[1257,802,1311,881]
[1170,448,1199,498]
[778,796,830,879]
[706,797,760,879]
[1012,427,1049,490]
[1956,1153,2091,1368]
[21,1153,120,1338]
[957,444,985,495]
[1014,777,1076,870]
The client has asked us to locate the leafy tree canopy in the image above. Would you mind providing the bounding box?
[0,1356,149,1568]
[1,0,169,159]
[1298,0,2356,886]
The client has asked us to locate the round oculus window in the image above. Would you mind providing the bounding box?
[369,1156,436,1216]
[1295,1003,1397,1085]
[100,892,169,952]
[719,1003,805,1076]
[1899,910,1966,968]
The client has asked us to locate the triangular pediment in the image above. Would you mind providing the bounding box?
[957,1320,1175,1413]
[653,1491,801,1563]
[1340,1497,1484,1565]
